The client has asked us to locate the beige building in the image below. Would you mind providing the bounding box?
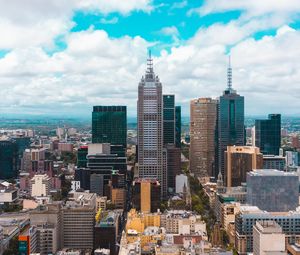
[221,202,240,233]
[225,146,263,187]
[253,221,286,255]
[96,196,107,211]
[30,174,51,197]
[190,98,217,180]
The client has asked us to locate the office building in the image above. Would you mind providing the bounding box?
[235,206,300,254]
[253,221,285,255]
[92,106,127,156]
[30,203,62,254]
[163,95,175,145]
[0,139,18,179]
[190,98,217,180]
[90,173,104,195]
[133,178,161,213]
[255,114,281,155]
[30,174,52,197]
[217,61,245,179]
[77,145,88,168]
[175,106,181,148]
[263,155,286,170]
[137,53,166,197]
[165,144,181,193]
[18,226,38,255]
[62,194,95,250]
[247,169,298,212]
[225,146,263,187]
[286,151,298,168]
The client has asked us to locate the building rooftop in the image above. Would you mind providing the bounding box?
[249,169,297,177]
[255,220,283,233]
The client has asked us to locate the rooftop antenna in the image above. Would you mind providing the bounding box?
[227,54,232,90]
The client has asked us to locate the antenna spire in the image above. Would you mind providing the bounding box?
[227,54,232,90]
[147,49,153,74]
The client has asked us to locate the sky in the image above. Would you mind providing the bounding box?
[0,0,300,118]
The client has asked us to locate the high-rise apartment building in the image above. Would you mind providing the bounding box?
[225,146,263,187]
[217,60,245,179]
[137,53,166,196]
[92,106,127,156]
[255,114,281,155]
[190,98,217,179]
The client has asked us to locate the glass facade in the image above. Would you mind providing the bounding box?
[218,90,245,177]
[255,114,281,155]
[92,106,127,156]
[163,95,175,145]
[175,106,181,148]
[0,140,18,179]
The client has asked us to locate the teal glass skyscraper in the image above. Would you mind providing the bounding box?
[0,140,18,179]
[255,114,281,155]
[163,95,175,145]
[175,106,181,148]
[217,59,245,178]
[92,106,127,155]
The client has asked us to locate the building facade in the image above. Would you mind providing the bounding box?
[255,114,281,155]
[225,146,263,187]
[217,62,245,179]
[246,169,298,212]
[190,98,217,179]
[137,54,166,197]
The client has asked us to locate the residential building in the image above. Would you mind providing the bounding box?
[255,114,281,155]
[137,53,166,197]
[190,98,217,180]
[225,146,263,187]
[247,169,298,212]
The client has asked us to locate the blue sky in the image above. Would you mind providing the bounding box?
[0,0,300,117]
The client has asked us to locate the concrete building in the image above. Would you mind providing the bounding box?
[30,203,63,254]
[0,181,19,203]
[253,221,285,255]
[190,98,217,180]
[30,174,51,197]
[225,146,263,187]
[96,196,107,211]
[58,143,73,153]
[247,169,298,212]
[263,155,286,170]
[137,53,166,197]
[62,194,95,250]
[94,211,120,255]
[132,178,161,213]
[235,206,300,254]
[111,188,126,209]
[286,151,299,168]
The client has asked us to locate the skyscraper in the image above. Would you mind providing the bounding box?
[217,59,245,178]
[0,139,18,180]
[255,114,281,155]
[190,98,217,180]
[92,106,127,156]
[163,95,175,145]
[175,106,181,148]
[137,52,166,197]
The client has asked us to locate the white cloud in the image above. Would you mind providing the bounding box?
[171,1,188,9]
[0,0,152,49]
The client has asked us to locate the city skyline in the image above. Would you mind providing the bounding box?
[0,1,300,117]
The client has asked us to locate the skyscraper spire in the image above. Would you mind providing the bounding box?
[147,49,153,74]
[227,54,232,90]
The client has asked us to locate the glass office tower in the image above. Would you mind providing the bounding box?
[163,95,175,145]
[255,114,281,155]
[92,106,127,156]
[217,60,245,178]
[175,106,181,148]
[0,140,18,179]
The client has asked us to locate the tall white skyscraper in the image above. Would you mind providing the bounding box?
[137,52,166,197]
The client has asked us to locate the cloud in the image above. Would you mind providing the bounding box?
[171,1,188,9]
[100,17,119,24]
[0,0,153,49]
